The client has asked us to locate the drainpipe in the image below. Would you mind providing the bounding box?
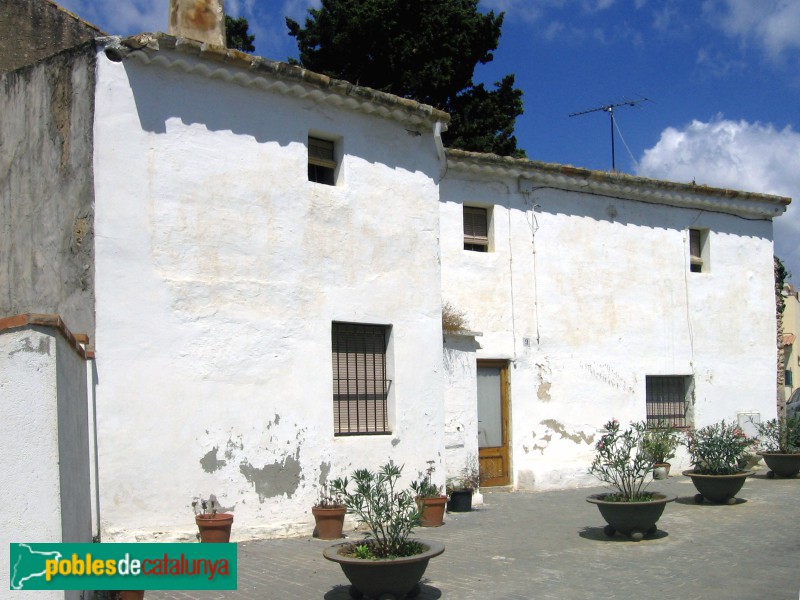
[434,120,447,181]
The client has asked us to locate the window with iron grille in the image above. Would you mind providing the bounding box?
[332,322,391,435]
[308,136,337,185]
[646,375,692,429]
[463,206,489,252]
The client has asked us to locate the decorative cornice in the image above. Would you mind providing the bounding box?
[99,34,450,130]
[447,149,791,220]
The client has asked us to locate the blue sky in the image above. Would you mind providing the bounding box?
[56,0,800,283]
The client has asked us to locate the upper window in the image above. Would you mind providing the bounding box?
[646,375,692,429]
[332,322,391,435]
[464,206,489,252]
[689,228,709,273]
[308,136,337,185]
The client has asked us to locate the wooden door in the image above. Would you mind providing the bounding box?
[477,360,510,486]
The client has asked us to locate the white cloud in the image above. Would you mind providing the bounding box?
[705,0,800,59]
[636,117,800,282]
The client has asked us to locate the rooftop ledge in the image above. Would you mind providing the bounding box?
[99,33,450,130]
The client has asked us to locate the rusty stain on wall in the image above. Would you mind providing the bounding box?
[239,448,302,502]
[199,446,226,473]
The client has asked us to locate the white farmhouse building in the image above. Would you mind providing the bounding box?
[1,0,791,551]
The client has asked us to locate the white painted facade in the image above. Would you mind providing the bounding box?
[91,39,449,541]
[440,153,784,489]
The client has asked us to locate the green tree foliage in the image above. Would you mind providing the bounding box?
[286,0,525,156]
[225,15,255,53]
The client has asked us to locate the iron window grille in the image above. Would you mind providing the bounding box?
[332,323,391,435]
[646,375,692,429]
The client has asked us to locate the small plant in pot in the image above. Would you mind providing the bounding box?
[324,461,445,599]
[410,461,447,527]
[446,457,480,513]
[683,420,756,504]
[755,416,800,478]
[313,483,347,540]
[642,420,680,479]
[586,419,676,541]
[192,494,234,543]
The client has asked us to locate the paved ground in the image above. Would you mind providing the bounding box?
[147,471,800,600]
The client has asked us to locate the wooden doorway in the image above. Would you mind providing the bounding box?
[477,360,510,486]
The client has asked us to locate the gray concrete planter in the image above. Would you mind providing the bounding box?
[757,452,800,478]
[683,469,752,504]
[586,493,676,541]
[323,539,444,599]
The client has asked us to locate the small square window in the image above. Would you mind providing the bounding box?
[689,228,709,273]
[308,136,336,185]
[464,206,489,252]
[646,375,692,429]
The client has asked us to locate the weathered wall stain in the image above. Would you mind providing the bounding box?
[199,446,226,473]
[536,362,552,401]
[239,448,302,502]
[539,419,594,445]
[8,335,51,357]
[318,462,331,486]
[581,363,635,395]
[224,435,243,460]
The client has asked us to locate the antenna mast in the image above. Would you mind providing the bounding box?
[569,97,650,172]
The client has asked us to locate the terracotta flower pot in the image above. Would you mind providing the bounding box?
[323,539,444,599]
[312,505,347,539]
[586,493,676,541]
[417,496,447,527]
[195,513,234,543]
[682,469,752,504]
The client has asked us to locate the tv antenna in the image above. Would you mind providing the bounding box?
[569,96,651,172]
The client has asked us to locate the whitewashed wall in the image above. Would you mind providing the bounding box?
[440,171,778,490]
[1,325,92,599]
[92,50,446,540]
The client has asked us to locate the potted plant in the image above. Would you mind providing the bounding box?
[642,420,680,479]
[585,419,676,541]
[755,416,800,478]
[312,483,347,539]
[683,420,755,504]
[192,494,234,543]
[324,461,445,599]
[410,461,447,527]
[446,457,480,512]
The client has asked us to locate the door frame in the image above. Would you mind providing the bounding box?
[477,359,511,487]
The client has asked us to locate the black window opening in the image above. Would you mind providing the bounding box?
[332,323,390,435]
[690,229,705,273]
[464,206,489,252]
[646,375,691,429]
[308,136,336,185]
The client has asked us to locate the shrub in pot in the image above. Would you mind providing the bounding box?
[642,420,680,478]
[410,461,447,527]
[446,457,480,512]
[192,494,233,543]
[312,483,347,540]
[755,416,800,478]
[586,419,676,541]
[683,420,755,504]
[324,461,445,599]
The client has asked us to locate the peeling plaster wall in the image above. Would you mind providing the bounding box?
[92,51,445,541]
[440,173,778,490]
[442,334,480,481]
[0,46,96,337]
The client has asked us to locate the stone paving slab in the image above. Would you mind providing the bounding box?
[146,472,800,600]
